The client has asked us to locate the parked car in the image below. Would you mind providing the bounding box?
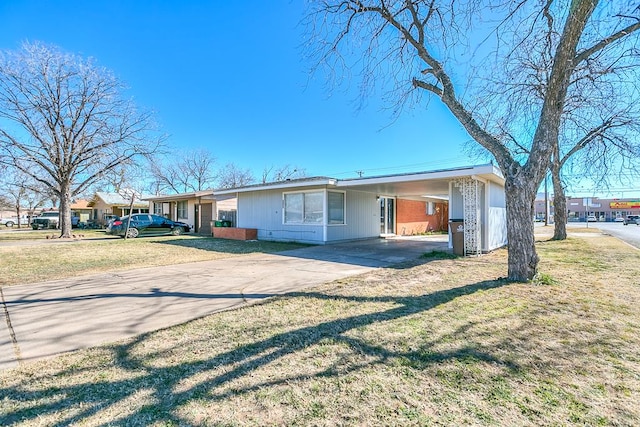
[31,211,60,229]
[586,215,597,222]
[104,214,119,225]
[614,216,625,222]
[106,214,191,238]
[623,215,640,225]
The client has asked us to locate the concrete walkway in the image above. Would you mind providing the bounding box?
[1,236,447,370]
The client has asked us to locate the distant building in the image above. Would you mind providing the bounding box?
[535,195,640,222]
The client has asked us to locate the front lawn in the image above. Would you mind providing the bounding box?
[0,234,306,286]
[1,232,638,425]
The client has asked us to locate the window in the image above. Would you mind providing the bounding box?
[177,201,188,219]
[284,191,324,224]
[283,191,345,225]
[284,193,303,223]
[153,203,163,215]
[304,192,323,223]
[328,191,345,224]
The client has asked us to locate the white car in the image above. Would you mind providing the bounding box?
[0,217,18,227]
[587,215,597,222]
[614,217,625,222]
[0,215,28,227]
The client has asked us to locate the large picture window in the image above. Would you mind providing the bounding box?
[284,191,324,224]
[283,190,345,225]
[177,201,188,219]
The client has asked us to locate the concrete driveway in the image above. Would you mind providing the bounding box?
[0,236,447,370]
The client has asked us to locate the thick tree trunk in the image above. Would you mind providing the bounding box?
[504,176,539,282]
[59,185,73,238]
[551,167,568,240]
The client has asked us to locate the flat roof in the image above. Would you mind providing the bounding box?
[214,164,504,200]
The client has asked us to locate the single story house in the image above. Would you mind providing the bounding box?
[144,191,237,235]
[214,164,507,255]
[87,192,152,226]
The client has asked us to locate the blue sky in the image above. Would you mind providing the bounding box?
[2,1,637,199]
[0,0,474,179]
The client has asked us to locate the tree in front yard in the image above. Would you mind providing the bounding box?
[305,0,640,281]
[0,41,162,238]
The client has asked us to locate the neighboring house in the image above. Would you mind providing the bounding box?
[70,199,93,225]
[144,191,237,235]
[214,164,507,255]
[87,192,152,226]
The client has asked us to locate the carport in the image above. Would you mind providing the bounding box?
[335,164,507,255]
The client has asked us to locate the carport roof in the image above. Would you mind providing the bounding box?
[214,164,504,200]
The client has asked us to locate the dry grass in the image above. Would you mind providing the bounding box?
[0,234,306,286]
[1,232,639,425]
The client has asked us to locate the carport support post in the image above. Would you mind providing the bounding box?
[454,178,483,256]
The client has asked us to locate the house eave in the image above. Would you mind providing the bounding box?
[144,190,215,202]
[337,164,503,188]
[215,178,338,195]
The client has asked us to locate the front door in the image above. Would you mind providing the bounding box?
[379,197,395,235]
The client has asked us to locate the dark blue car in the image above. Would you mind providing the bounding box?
[106,214,191,238]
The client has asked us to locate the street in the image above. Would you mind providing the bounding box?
[587,221,640,250]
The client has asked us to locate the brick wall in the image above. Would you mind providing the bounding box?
[396,199,448,235]
[213,227,257,240]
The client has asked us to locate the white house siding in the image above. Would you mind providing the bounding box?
[325,190,379,242]
[486,181,507,251]
[237,188,325,244]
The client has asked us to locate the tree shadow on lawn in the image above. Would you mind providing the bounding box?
[1,278,515,425]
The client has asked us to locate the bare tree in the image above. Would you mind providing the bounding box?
[0,168,48,227]
[0,41,162,238]
[550,109,640,240]
[216,163,255,189]
[306,0,640,281]
[261,164,307,183]
[472,3,640,241]
[151,148,218,194]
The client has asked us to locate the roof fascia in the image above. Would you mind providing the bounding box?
[215,179,338,195]
[143,190,214,202]
[336,164,503,188]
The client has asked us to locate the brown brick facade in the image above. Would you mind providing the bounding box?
[213,227,257,240]
[396,199,448,235]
